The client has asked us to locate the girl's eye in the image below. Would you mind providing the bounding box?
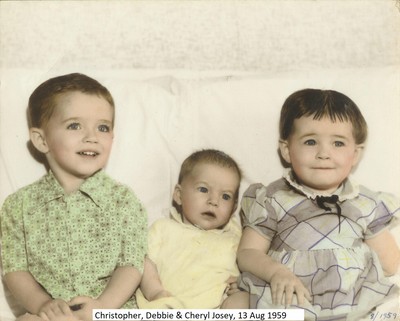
[198,186,208,193]
[222,194,232,201]
[98,124,111,133]
[67,122,81,130]
[304,139,316,146]
[334,141,345,147]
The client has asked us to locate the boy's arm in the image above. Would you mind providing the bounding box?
[70,265,142,321]
[365,229,400,276]
[237,227,311,306]
[4,271,63,314]
[140,257,171,301]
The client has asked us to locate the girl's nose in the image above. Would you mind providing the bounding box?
[208,195,219,207]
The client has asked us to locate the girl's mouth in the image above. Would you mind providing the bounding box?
[77,151,99,157]
[201,211,216,218]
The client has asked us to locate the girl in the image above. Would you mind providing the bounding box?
[237,89,400,320]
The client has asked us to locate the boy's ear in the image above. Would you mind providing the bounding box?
[29,128,49,154]
[173,184,183,206]
[279,139,291,164]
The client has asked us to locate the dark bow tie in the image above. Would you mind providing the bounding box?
[315,195,342,232]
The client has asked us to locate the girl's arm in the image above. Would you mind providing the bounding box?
[140,257,171,301]
[365,229,400,276]
[237,227,311,306]
[4,271,71,316]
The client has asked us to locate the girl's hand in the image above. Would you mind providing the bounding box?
[38,299,71,321]
[69,296,102,321]
[270,268,311,307]
[225,275,240,296]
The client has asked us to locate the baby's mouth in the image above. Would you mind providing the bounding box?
[201,211,216,219]
[77,151,99,157]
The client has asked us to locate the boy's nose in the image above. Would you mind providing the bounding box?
[83,129,98,143]
[316,145,330,159]
[208,195,219,207]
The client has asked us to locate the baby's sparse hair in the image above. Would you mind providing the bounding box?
[28,73,115,129]
[178,149,242,196]
[279,88,368,144]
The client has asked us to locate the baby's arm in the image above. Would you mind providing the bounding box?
[4,271,72,318]
[70,266,141,321]
[365,229,400,276]
[237,227,311,307]
[140,257,171,301]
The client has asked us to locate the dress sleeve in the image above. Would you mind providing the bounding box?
[117,187,148,273]
[240,183,277,240]
[364,191,400,239]
[0,192,28,275]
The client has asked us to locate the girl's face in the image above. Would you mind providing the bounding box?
[30,92,114,192]
[280,115,363,195]
[173,163,239,230]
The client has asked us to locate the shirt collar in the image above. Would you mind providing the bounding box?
[282,168,359,201]
[40,170,108,208]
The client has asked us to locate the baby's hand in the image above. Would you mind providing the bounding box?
[149,289,172,301]
[38,299,72,321]
[270,268,311,307]
[225,275,240,296]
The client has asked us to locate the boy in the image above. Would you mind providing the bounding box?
[1,73,147,321]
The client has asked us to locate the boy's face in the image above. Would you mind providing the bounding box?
[173,163,239,230]
[31,92,114,190]
[280,115,363,195]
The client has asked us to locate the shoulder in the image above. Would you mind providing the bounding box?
[355,185,400,213]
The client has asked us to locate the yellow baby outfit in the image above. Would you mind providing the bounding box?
[136,207,241,308]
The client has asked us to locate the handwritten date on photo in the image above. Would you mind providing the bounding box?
[370,312,399,320]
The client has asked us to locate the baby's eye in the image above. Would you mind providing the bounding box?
[98,124,111,133]
[198,186,208,193]
[304,139,316,146]
[222,194,232,201]
[334,141,345,147]
[67,122,81,130]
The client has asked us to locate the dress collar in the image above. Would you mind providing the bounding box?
[282,168,359,202]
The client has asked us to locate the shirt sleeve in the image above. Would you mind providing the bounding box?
[240,183,277,240]
[0,192,29,275]
[364,191,400,239]
[116,187,148,274]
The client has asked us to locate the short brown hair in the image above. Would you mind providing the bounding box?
[28,73,115,129]
[279,89,368,144]
[178,149,242,196]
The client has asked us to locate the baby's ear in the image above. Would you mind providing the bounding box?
[172,184,183,206]
[29,128,49,154]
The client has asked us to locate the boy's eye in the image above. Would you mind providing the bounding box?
[67,122,81,130]
[222,194,232,201]
[304,139,316,146]
[334,141,345,147]
[198,186,208,193]
[98,124,111,133]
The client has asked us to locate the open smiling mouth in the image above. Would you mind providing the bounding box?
[77,151,99,157]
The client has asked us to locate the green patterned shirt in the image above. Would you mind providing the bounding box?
[1,170,147,307]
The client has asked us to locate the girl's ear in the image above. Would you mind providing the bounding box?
[279,139,291,164]
[29,128,49,154]
[352,144,365,167]
[173,184,183,206]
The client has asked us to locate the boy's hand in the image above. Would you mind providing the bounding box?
[270,268,311,307]
[38,298,72,321]
[69,296,102,321]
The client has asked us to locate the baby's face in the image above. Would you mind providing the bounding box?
[40,91,114,186]
[280,115,363,195]
[174,163,239,230]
